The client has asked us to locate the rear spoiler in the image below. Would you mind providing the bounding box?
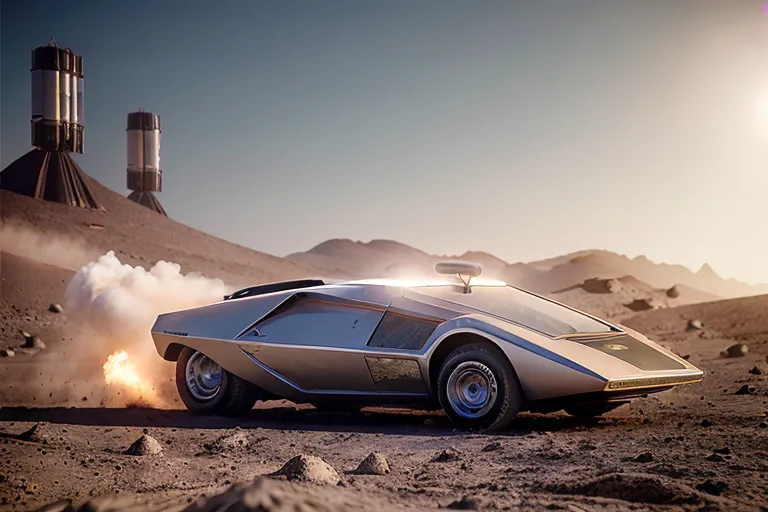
[223,279,326,301]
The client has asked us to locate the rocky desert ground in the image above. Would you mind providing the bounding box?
[1,180,767,511]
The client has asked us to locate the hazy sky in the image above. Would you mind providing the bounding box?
[2,1,768,283]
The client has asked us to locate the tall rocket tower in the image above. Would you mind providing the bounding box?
[0,39,102,209]
[126,110,167,216]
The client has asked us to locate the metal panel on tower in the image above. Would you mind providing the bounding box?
[30,42,84,153]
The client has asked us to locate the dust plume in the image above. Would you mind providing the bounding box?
[63,251,232,407]
[0,223,99,270]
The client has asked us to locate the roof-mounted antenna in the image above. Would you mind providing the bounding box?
[48,37,57,47]
[435,261,483,294]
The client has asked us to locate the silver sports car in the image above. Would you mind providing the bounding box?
[151,262,703,431]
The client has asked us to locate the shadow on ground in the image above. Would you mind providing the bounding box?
[0,404,626,436]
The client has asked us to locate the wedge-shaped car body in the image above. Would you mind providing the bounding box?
[151,262,703,430]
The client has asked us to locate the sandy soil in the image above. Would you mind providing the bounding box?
[2,189,767,511]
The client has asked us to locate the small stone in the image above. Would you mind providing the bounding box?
[16,424,42,442]
[48,304,63,314]
[706,453,724,462]
[749,366,762,376]
[696,479,728,496]
[481,441,503,452]
[632,452,653,463]
[686,319,703,330]
[270,454,340,485]
[713,446,730,455]
[124,435,163,456]
[735,385,753,395]
[215,431,249,451]
[0,349,15,358]
[354,452,390,475]
[22,336,45,350]
[431,448,461,462]
[723,344,748,358]
[759,422,767,428]
[700,419,713,427]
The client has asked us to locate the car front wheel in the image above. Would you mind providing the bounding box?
[437,342,523,431]
[176,347,259,417]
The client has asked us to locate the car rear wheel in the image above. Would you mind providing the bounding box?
[437,342,523,431]
[176,347,259,417]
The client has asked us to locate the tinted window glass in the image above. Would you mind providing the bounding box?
[414,285,615,337]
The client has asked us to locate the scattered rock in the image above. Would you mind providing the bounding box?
[700,419,713,427]
[686,319,703,331]
[270,455,341,485]
[481,441,503,452]
[48,303,63,313]
[353,452,390,475]
[632,452,654,463]
[749,366,762,375]
[210,431,249,452]
[580,277,622,294]
[0,424,43,442]
[124,434,163,456]
[705,453,723,462]
[22,335,46,350]
[666,285,680,299]
[760,422,767,428]
[0,349,15,358]
[625,298,664,312]
[696,480,728,496]
[735,385,755,396]
[721,344,748,358]
[713,446,730,455]
[432,448,462,462]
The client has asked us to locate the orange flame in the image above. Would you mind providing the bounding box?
[103,350,157,404]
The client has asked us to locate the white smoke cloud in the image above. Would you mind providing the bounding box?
[63,251,233,406]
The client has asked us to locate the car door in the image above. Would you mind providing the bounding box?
[239,285,397,392]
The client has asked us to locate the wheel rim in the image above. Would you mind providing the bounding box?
[186,351,223,401]
[446,361,498,419]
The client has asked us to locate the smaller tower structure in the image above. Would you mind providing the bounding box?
[126,109,166,216]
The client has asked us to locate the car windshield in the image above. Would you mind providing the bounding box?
[413,284,616,337]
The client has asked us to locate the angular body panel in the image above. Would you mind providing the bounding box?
[152,276,703,414]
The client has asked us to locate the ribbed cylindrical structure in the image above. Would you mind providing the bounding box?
[30,43,84,153]
[126,111,162,192]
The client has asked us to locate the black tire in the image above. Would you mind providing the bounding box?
[437,342,523,431]
[564,403,623,418]
[218,371,261,417]
[176,347,258,417]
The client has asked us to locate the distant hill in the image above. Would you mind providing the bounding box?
[288,240,768,307]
